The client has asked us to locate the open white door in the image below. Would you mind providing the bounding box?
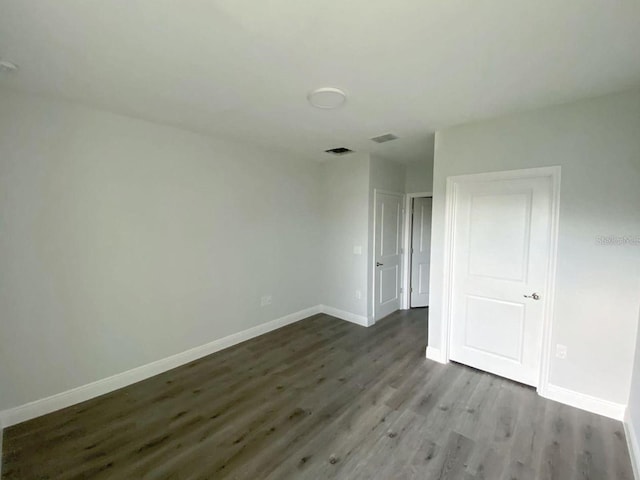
[410,197,432,307]
[449,173,555,386]
[374,191,403,321]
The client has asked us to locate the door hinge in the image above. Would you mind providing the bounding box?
[411,287,414,293]
[400,287,403,293]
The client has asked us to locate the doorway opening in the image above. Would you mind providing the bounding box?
[437,166,561,389]
[402,192,433,310]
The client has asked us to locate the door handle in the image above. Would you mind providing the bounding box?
[523,292,540,300]
[376,262,384,267]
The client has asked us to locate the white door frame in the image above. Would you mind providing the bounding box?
[372,189,406,322]
[437,166,561,393]
[401,192,433,310]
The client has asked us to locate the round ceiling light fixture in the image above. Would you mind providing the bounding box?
[307,87,347,109]
[0,60,19,73]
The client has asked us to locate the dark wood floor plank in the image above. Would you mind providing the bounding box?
[427,430,475,480]
[538,403,578,480]
[1,309,635,479]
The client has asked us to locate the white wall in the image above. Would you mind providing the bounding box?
[404,137,435,194]
[429,89,640,405]
[320,154,370,318]
[0,89,323,412]
[370,155,406,194]
[404,159,434,194]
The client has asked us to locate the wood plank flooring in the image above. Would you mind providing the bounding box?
[1,309,635,479]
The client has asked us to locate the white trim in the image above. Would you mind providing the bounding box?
[0,305,323,429]
[320,305,373,327]
[625,409,640,480]
[536,167,562,392]
[425,346,445,363]
[402,192,433,310]
[437,166,562,390]
[372,189,406,322]
[438,175,457,365]
[540,383,626,420]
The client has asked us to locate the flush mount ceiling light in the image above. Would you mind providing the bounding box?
[0,60,18,73]
[307,87,347,109]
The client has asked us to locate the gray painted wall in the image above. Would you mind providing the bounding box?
[320,154,371,318]
[0,89,323,411]
[404,159,434,194]
[404,135,435,194]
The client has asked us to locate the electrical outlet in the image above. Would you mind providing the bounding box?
[556,344,567,359]
[355,289,362,300]
[260,295,272,307]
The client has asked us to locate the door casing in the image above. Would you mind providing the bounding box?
[435,166,561,394]
[372,189,405,322]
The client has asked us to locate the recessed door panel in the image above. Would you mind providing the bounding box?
[382,203,401,257]
[464,295,524,362]
[379,266,398,304]
[468,192,531,281]
[417,263,429,294]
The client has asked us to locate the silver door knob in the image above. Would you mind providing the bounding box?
[523,293,540,300]
[376,262,384,267]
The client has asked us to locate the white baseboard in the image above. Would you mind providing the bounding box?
[625,409,640,480]
[539,383,626,420]
[426,346,446,364]
[0,305,323,430]
[320,305,373,327]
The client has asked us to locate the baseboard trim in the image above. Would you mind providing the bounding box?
[625,409,640,480]
[0,305,323,430]
[539,383,626,420]
[425,346,446,364]
[320,305,372,327]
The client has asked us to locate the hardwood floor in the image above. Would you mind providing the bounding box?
[1,309,635,479]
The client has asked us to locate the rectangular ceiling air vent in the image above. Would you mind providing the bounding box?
[325,147,354,155]
[370,133,399,144]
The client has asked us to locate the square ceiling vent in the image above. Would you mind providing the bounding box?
[370,133,398,143]
[325,147,354,155]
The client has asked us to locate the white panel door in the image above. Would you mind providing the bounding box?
[450,176,552,386]
[374,191,403,321]
[410,197,432,307]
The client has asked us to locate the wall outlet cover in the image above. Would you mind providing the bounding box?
[556,344,567,359]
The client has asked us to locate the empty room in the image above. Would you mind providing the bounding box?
[1,1,640,479]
